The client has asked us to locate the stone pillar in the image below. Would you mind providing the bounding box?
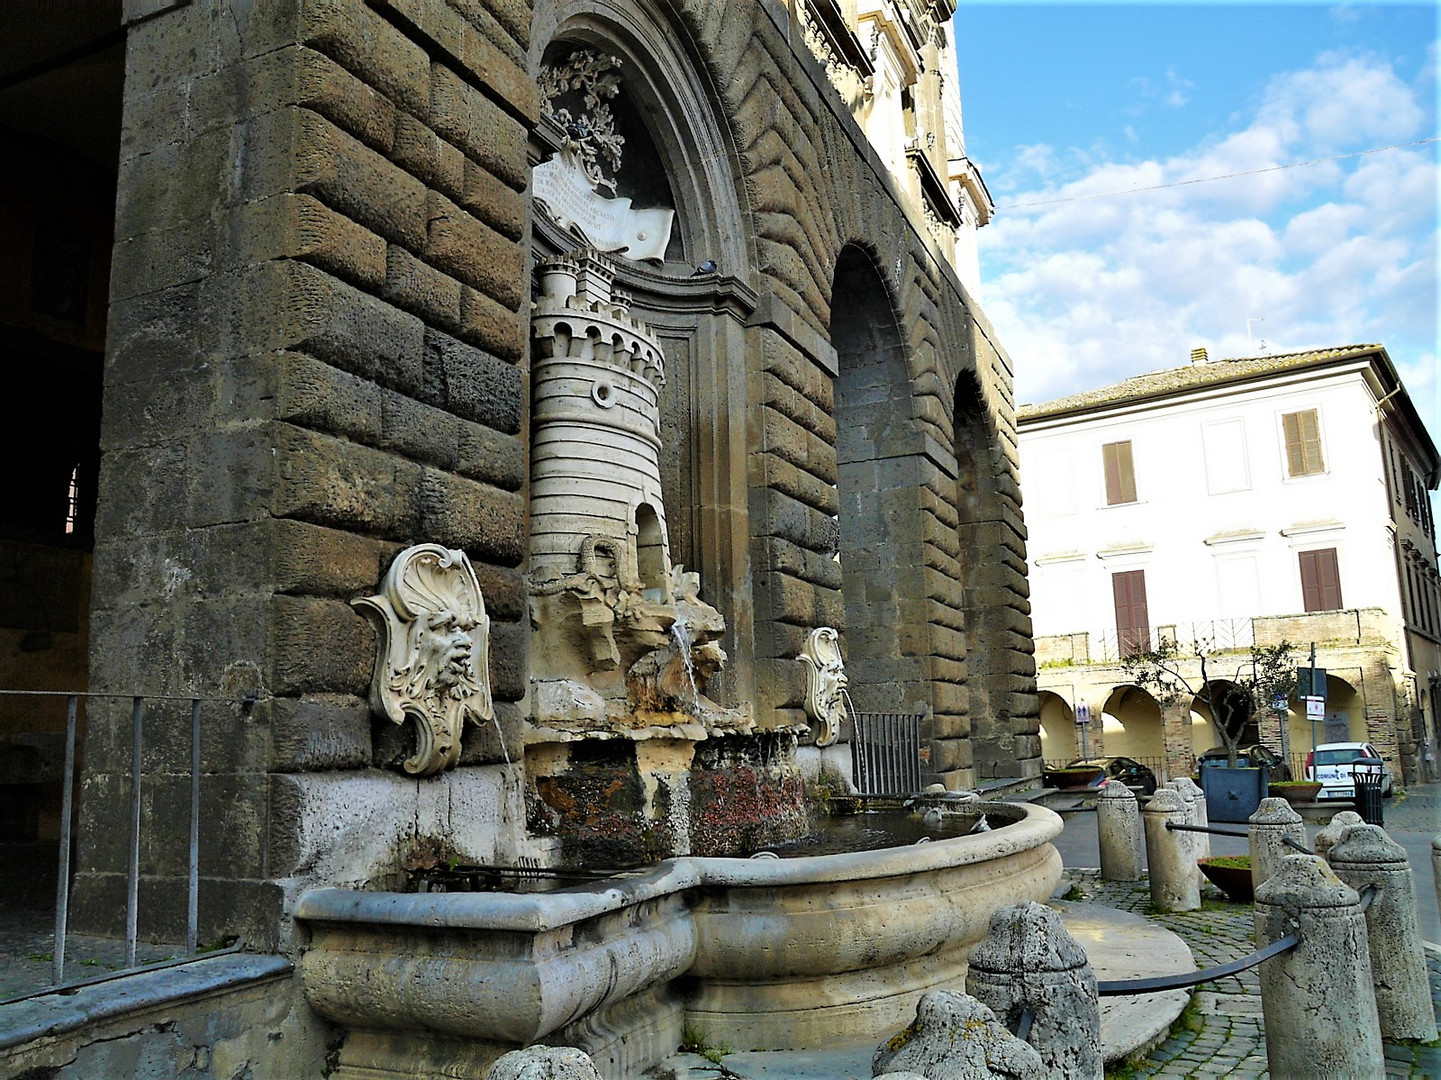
[1096,781,1144,881]
[1159,700,1195,782]
[1143,787,1199,912]
[1433,834,1440,929]
[1254,855,1384,1079]
[1248,797,1306,895]
[1314,810,1364,860]
[1171,776,1209,859]
[1328,824,1439,1041]
[965,901,1102,1079]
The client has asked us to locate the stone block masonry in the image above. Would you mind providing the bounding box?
[77,0,538,950]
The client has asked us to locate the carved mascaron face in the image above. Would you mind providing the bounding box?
[355,545,494,776]
[799,627,847,747]
[404,607,482,700]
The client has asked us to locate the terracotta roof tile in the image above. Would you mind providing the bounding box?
[1018,344,1383,422]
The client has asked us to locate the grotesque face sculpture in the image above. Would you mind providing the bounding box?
[798,627,848,748]
[355,545,494,776]
[406,608,481,701]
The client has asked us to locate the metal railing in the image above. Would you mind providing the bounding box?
[850,712,924,795]
[1091,619,1257,663]
[0,688,255,994]
[1096,884,1374,996]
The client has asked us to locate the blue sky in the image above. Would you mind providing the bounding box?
[952,2,1438,466]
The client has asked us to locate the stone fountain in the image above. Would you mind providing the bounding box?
[295,250,1063,1080]
[522,249,806,867]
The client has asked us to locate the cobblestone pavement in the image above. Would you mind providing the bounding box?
[1066,869,1441,1078]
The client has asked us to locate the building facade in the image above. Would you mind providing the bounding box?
[0,2,1040,1074]
[1019,345,1441,786]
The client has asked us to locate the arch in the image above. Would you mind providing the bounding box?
[529,0,758,706]
[1037,691,1078,764]
[531,0,753,277]
[831,243,912,717]
[1099,684,1164,766]
[953,368,1034,780]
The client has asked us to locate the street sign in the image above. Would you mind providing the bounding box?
[1297,668,1327,699]
[1272,694,1287,713]
[1075,703,1091,726]
[1305,696,1325,720]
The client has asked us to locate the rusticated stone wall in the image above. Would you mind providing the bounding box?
[659,0,1034,786]
[78,0,538,946]
[74,0,1037,946]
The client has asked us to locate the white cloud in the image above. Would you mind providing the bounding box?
[979,46,1438,455]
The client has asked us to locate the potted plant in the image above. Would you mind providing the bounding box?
[1197,855,1253,903]
[1267,780,1322,805]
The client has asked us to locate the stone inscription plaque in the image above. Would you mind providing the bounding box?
[534,152,674,262]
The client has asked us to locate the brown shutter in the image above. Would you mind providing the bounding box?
[1283,410,1324,476]
[1299,548,1342,612]
[1112,570,1150,656]
[1103,441,1137,505]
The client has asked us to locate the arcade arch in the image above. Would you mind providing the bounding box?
[1037,690,1078,763]
[1099,684,1164,764]
[831,244,912,714]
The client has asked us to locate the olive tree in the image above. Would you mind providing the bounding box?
[1121,639,1298,768]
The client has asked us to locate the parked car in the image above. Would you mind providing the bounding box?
[1043,756,1157,796]
[1196,744,1292,781]
[1305,742,1393,800]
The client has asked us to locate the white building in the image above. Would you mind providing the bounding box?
[1018,345,1441,785]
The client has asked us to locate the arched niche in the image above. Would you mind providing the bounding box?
[529,0,757,707]
[830,243,963,780]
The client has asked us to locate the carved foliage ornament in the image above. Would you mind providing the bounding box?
[354,545,494,776]
[798,627,847,747]
[538,49,626,194]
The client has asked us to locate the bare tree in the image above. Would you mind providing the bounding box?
[1122,639,1297,768]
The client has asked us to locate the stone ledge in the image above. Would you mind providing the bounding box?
[0,953,293,1051]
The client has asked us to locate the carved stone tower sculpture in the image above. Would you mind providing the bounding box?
[528,249,743,735]
[354,545,494,776]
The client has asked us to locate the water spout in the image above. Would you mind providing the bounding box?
[669,612,700,713]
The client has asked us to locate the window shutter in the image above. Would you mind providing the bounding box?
[1299,549,1342,612]
[1103,441,1137,505]
[1111,570,1150,656]
[1282,410,1324,476]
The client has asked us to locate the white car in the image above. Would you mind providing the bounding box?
[1305,742,1393,800]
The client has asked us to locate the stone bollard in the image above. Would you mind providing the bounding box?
[1170,776,1210,860]
[1313,809,1363,861]
[1432,834,1439,926]
[1254,855,1384,1079]
[488,1047,604,1080]
[966,901,1102,1079]
[872,989,1043,1079]
[1248,797,1306,895]
[1327,824,1439,1041]
[1143,787,1199,911]
[1096,781,1144,881]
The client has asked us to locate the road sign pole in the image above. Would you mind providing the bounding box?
[1309,642,1318,752]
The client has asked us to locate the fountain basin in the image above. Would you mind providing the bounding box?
[294,801,1062,1076]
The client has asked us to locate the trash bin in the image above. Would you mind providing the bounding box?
[1351,758,1385,827]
